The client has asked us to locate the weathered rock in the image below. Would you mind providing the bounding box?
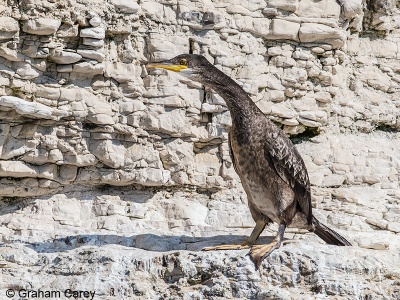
[0,96,57,119]
[77,49,105,62]
[296,0,341,18]
[89,16,102,27]
[112,0,140,13]
[266,0,298,12]
[82,37,105,47]
[80,27,105,39]
[0,17,19,40]
[73,61,104,75]
[299,23,346,48]
[266,19,300,41]
[22,18,61,35]
[50,50,82,64]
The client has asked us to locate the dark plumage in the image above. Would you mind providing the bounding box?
[147,54,351,269]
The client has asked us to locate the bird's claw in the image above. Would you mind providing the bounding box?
[247,241,278,270]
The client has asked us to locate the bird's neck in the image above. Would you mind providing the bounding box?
[203,67,262,129]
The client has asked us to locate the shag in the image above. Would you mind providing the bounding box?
[147,54,351,269]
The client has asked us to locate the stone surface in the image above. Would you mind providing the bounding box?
[299,23,346,48]
[0,0,399,299]
[80,27,105,39]
[112,0,140,13]
[267,19,300,41]
[22,18,61,35]
[50,50,82,64]
[0,17,19,40]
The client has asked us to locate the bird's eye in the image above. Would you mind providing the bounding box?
[179,59,187,65]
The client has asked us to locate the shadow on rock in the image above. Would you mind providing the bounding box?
[24,233,275,253]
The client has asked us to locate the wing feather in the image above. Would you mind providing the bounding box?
[264,131,312,225]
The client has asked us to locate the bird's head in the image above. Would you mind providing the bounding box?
[146,54,212,83]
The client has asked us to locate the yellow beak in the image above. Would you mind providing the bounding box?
[146,63,187,72]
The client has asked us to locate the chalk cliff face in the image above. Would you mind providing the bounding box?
[0,0,400,298]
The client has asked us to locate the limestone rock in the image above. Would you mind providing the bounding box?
[0,17,19,40]
[296,0,341,18]
[266,19,300,41]
[80,27,105,39]
[112,0,140,13]
[22,18,61,35]
[77,49,105,62]
[82,37,104,47]
[50,50,82,64]
[89,16,102,27]
[299,23,346,48]
[73,61,104,75]
[266,0,298,12]
[0,96,56,119]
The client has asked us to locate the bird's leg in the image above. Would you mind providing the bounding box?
[249,222,286,270]
[202,221,266,251]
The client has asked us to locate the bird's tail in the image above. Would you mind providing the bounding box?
[311,216,352,246]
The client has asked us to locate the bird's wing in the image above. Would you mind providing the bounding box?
[264,131,312,224]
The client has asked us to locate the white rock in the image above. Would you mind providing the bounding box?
[311,46,325,54]
[35,86,60,100]
[15,62,40,79]
[87,113,115,125]
[119,100,146,114]
[387,222,400,233]
[266,0,298,12]
[104,62,141,83]
[90,139,124,168]
[299,23,345,48]
[0,96,54,119]
[77,49,105,62]
[314,91,332,103]
[270,55,297,67]
[271,103,296,118]
[158,109,189,135]
[281,118,299,125]
[0,161,36,177]
[321,57,337,66]
[73,62,104,75]
[267,45,294,57]
[57,24,79,38]
[201,103,226,113]
[235,15,271,37]
[0,17,19,40]
[263,90,285,102]
[80,27,105,39]
[82,37,104,47]
[266,19,300,41]
[89,16,102,27]
[322,174,345,187]
[298,116,321,127]
[340,0,363,19]
[297,0,341,18]
[112,0,140,13]
[283,67,308,83]
[22,18,61,35]
[293,49,314,60]
[251,18,271,38]
[50,50,82,64]
[136,168,170,186]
